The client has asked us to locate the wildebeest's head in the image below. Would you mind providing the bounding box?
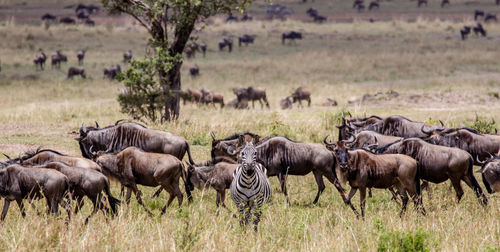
[324,135,354,172]
[75,122,100,158]
[184,162,203,191]
[211,132,238,160]
[95,153,119,177]
[421,127,471,149]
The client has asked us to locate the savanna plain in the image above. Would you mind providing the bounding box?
[0,0,499,251]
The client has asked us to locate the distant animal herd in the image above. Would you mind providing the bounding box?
[1,113,499,231]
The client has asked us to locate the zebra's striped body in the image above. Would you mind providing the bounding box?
[229,139,271,231]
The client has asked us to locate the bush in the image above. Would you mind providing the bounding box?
[488,92,499,99]
[465,115,497,134]
[377,229,429,252]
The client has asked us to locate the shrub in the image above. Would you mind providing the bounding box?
[488,92,499,99]
[465,115,497,134]
[377,229,429,252]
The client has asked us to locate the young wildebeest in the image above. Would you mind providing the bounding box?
[219,38,233,52]
[324,139,425,218]
[30,162,120,223]
[200,88,224,108]
[291,87,311,107]
[476,154,500,193]
[41,13,57,21]
[77,49,86,65]
[282,31,303,44]
[189,65,199,77]
[461,26,471,40]
[67,67,86,79]
[238,34,255,47]
[376,138,488,205]
[33,52,47,70]
[123,50,133,63]
[233,86,270,109]
[0,164,71,221]
[51,51,67,69]
[96,147,190,215]
[185,158,238,208]
[103,65,121,80]
[280,96,293,110]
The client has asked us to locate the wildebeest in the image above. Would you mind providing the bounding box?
[324,139,425,217]
[95,147,189,215]
[210,132,267,161]
[33,52,47,70]
[226,98,248,109]
[76,11,89,20]
[189,65,199,77]
[282,31,303,45]
[368,1,379,10]
[322,98,338,107]
[226,15,238,22]
[51,51,67,69]
[313,15,327,23]
[233,86,270,109]
[67,67,86,79]
[348,131,402,149]
[417,0,427,7]
[353,0,363,9]
[86,4,100,14]
[422,127,500,164]
[241,13,253,21]
[75,3,88,13]
[228,135,351,205]
[238,34,255,47]
[59,17,76,24]
[219,38,233,52]
[41,13,56,21]
[441,0,450,8]
[77,121,195,165]
[200,88,224,108]
[31,162,120,223]
[200,42,207,57]
[461,26,471,40]
[306,8,318,17]
[473,23,487,37]
[474,10,485,20]
[123,50,133,63]
[280,96,293,110]
[485,13,497,22]
[0,164,71,221]
[84,19,95,26]
[181,88,202,104]
[103,65,121,80]
[476,154,500,193]
[376,138,488,205]
[291,87,311,107]
[185,158,238,208]
[77,49,86,65]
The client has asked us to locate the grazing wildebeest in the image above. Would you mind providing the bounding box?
[353,0,363,8]
[313,15,327,23]
[476,154,500,193]
[461,26,471,40]
[227,135,351,205]
[189,65,199,77]
[77,49,86,65]
[200,42,207,57]
[282,31,303,45]
[200,88,224,108]
[76,11,89,20]
[77,121,194,161]
[185,158,238,208]
[417,0,427,7]
[280,96,293,110]
[291,87,311,107]
[473,23,487,37]
[322,98,338,107]
[75,3,88,13]
[376,138,488,205]
[226,98,248,109]
[238,34,255,47]
[323,139,425,218]
[368,1,379,10]
[0,164,71,221]
[219,38,233,52]
[485,13,497,22]
[123,50,133,63]
[41,13,57,21]
[241,13,253,21]
[51,51,67,69]
[422,127,500,164]
[95,147,190,215]
[441,0,450,8]
[31,162,120,223]
[233,86,270,109]
[306,8,318,17]
[229,138,272,232]
[84,19,95,26]
[59,17,76,24]
[33,52,47,70]
[67,67,86,79]
[474,10,485,20]
[226,15,238,22]
[103,65,121,80]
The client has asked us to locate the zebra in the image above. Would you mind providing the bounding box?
[228,137,272,232]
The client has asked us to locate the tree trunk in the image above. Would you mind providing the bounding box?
[163,61,182,121]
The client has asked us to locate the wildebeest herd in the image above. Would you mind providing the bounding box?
[1,113,499,231]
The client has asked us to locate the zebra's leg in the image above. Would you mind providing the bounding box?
[237,203,245,227]
[244,201,253,226]
[253,205,262,232]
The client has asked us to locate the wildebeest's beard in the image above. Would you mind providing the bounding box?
[335,149,349,171]
[0,171,8,193]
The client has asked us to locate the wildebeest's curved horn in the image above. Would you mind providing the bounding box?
[476,155,486,165]
[3,153,12,160]
[226,145,238,156]
[347,111,352,118]
[210,132,217,141]
[344,134,355,144]
[95,121,100,128]
[89,145,97,156]
[18,152,23,165]
[495,128,498,135]
[323,135,335,145]
[421,125,433,135]
[439,120,445,127]
[115,119,126,125]
[341,112,345,120]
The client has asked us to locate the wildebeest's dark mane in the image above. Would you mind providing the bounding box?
[438,127,481,135]
[115,119,147,128]
[218,131,260,141]
[8,148,67,163]
[352,115,383,122]
[374,139,403,153]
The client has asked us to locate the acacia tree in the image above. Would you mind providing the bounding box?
[103,0,251,121]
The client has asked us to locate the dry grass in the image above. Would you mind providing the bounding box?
[0,8,499,251]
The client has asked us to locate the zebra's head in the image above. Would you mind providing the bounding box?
[227,135,260,173]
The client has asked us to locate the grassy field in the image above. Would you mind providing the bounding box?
[0,0,499,251]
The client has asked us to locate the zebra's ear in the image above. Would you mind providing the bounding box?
[253,135,260,144]
[238,135,245,145]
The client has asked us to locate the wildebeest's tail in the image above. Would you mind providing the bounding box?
[180,163,193,202]
[104,179,121,214]
[185,142,195,165]
[482,173,493,194]
[468,157,488,205]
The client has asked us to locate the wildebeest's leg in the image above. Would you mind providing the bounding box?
[73,195,84,214]
[450,178,464,203]
[368,188,372,198]
[324,171,358,213]
[346,187,357,203]
[120,185,125,198]
[125,188,132,205]
[388,187,401,205]
[1,200,10,221]
[152,188,163,198]
[16,199,26,218]
[278,172,290,204]
[160,185,175,215]
[359,187,367,218]
[312,171,326,204]
[461,174,488,205]
[307,97,311,107]
[130,185,153,216]
[252,100,255,108]
[421,180,431,199]
[298,99,303,108]
[85,195,100,224]
[220,190,228,209]
[30,200,41,215]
